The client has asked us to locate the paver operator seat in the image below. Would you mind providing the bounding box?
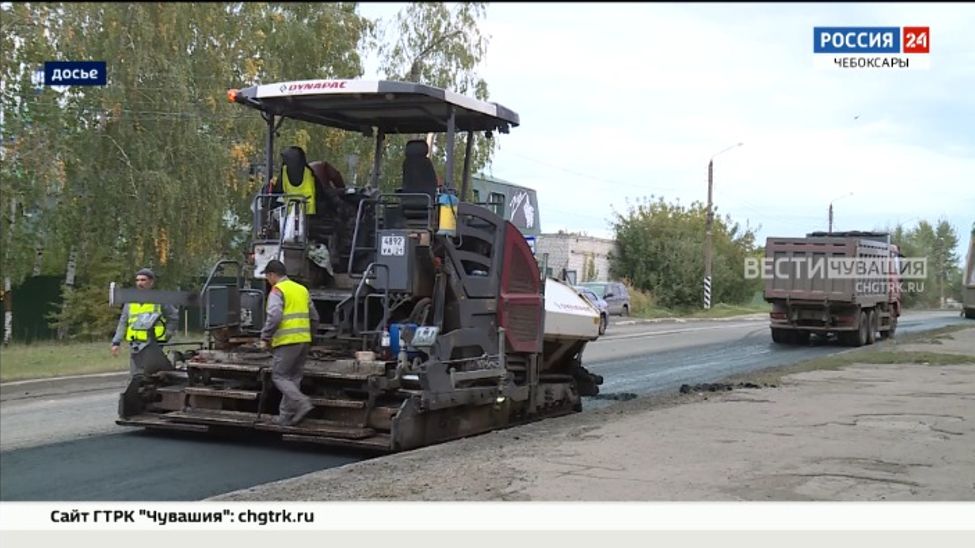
[398,139,438,226]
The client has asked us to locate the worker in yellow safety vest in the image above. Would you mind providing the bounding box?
[279,146,317,216]
[259,259,320,426]
[111,268,179,376]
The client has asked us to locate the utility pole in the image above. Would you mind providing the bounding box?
[828,192,853,235]
[704,159,714,310]
[704,142,743,310]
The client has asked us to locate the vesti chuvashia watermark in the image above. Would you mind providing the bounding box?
[745,256,928,293]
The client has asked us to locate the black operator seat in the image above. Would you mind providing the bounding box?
[400,139,438,222]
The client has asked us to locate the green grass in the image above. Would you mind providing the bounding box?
[740,350,975,387]
[634,301,770,320]
[0,341,126,382]
[624,284,769,320]
[896,323,971,345]
[726,323,975,386]
[0,333,206,383]
[789,350,975,370]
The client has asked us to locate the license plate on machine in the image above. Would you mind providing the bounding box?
[381,235,406,256]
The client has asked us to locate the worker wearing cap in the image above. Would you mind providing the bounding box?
[259,259,319,426]
[111,268,179,376]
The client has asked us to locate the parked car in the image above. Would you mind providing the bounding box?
[579,281,630,316]
[575,286,608,335]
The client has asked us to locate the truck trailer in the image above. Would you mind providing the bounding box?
[964,228,975,319]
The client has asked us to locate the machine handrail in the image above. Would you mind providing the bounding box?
[347,197,378,275]
[352,262,391,338]
[200,259,241,301]
[251,192,309,244]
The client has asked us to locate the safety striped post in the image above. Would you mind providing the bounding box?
[703,276,712,310]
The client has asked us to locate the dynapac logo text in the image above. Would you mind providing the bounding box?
[285,81,347,92]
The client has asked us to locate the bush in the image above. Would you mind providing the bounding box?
[621,279,656,316]
[47,251,127,342]
[610,196,759,309]
[49,283,125,342]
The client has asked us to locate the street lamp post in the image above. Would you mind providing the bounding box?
[828,192,854,234]
[704,142,743,310]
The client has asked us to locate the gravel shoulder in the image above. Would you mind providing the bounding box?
[211,326,975,501]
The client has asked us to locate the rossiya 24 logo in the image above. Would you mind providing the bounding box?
[813,27,929,70]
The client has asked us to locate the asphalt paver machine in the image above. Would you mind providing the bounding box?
[114,79,604,452]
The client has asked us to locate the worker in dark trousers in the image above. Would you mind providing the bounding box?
[259,260,319,426]
[111,268,179,377]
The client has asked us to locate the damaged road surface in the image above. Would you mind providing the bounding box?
[581,310,968,408]
[213,326,975,502]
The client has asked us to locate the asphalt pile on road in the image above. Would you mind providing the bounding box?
[678,382,775,393]
[589,392,638,401]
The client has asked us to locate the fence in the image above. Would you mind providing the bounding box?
[2,275,244,343]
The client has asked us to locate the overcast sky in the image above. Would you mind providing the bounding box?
[359,2,974,252]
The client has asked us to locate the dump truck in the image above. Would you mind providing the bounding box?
[964,229,975,320]
[112,79,604,452]
[763,231,902,346]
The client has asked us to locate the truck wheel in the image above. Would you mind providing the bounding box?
[793,330,810,345]
[851,311,869,347]
[599,314,608,335]
[866,309,877,345]
[884,315,898,339]
[966,308,975,320]
[771,328,790,344]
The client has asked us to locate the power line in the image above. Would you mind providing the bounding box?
[504,150,681,195]
[543,206,616,224]
[2,102,256,120]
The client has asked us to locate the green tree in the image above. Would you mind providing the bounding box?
[0,3,72,286]
[609,196,759,309]
[375,2,496,197]
[48,247,128,341]
[2,2,495,340]
[933,220,960,306]
[2,3,374,339]
[239,2,377,197]
[892,219,961,307]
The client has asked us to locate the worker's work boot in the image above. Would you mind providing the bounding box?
[290,400,314,426]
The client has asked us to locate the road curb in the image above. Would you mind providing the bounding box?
[0,371,129,403]
[1,370,129,388]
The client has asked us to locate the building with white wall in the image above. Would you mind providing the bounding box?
[535,232,618,285]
